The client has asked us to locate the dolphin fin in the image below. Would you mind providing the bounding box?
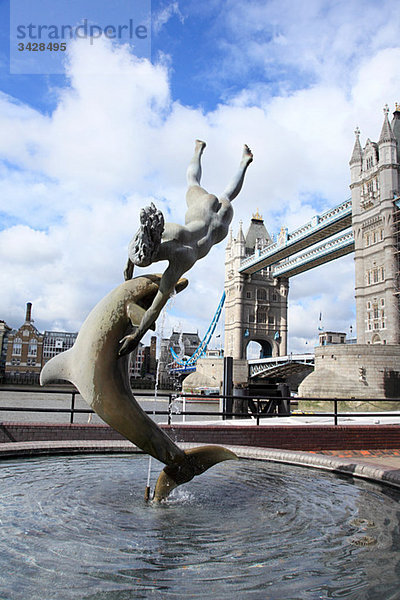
[40,349,75,387]
[153,445,238,501]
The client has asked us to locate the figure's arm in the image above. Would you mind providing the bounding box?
[124,258,134,281]
[119,264,181,356]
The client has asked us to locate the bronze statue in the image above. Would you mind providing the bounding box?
[121,140,253,355]
[41,141,253,501]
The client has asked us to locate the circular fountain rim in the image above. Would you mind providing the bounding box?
[1,439,400,493]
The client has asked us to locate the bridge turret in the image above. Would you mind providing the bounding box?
[350,104,400,345]
[224,213,288,360]
[378,105,397,167]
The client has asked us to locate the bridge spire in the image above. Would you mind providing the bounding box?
[237,220,245,243]
[349,126,362,165]
[379,104,396,144]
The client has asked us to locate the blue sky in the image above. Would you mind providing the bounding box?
[0,0,400,354]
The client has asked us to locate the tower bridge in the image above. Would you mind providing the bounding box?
[224,104,400,364]
[180,105,400,400]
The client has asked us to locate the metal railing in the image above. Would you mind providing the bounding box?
[0,386,400,427]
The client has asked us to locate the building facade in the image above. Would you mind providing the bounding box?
[158,330,201,387]
[2,305,158,386]
[4,303,44,384]
[0,320,11,381]
[350,105,400,344]
[224,213,289,360]
[42,331,78,364]
[143,335,157,379]
[130,343,145,379]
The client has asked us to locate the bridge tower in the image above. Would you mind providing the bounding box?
[350,105,400,344]
[224,212,288,360]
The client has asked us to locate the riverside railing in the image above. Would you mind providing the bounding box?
[0,387,400,426]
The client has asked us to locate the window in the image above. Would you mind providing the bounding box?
[268,316,274,325]
[12,338,22,356]
[257,289,266,301]
[28,341,37,357]
[257,311,266,323]
[246,292,252,299]
[366,266,385,285]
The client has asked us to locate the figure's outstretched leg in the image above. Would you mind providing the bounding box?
[221,144,253,201]
[186,139,206,187]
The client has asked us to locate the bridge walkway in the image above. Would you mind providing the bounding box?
[239,198,352,275]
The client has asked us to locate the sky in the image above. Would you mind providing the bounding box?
[0,0,400,355]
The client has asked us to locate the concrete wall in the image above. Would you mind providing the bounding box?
[299,344,400,399]
[195,357,249,390]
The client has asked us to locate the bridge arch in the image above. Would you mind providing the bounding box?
[246,338,273,359]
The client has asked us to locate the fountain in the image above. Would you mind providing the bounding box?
[3,140,399,598]
[40,140,253,499]
[1,455,400,598]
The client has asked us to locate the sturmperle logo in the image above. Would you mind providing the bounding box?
[10,0,151,74]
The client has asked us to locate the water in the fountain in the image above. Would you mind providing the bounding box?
[1,455,400,599]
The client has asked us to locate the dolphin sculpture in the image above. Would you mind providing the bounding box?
[40,274,237,501]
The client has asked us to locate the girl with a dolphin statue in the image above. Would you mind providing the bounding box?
[40,140,253,501]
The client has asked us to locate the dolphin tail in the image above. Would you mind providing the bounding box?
[153,445,238,501]
[40,349,75,387]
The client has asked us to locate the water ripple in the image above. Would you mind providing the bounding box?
[0,455,399,599]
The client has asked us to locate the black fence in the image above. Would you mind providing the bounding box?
[0,386,400,426]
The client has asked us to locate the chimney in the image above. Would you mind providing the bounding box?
[25,302,32,322]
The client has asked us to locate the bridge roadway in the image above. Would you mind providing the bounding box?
[239,198,352,275]
[248,354,315,378]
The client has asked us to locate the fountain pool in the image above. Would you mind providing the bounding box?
[1,454,399,599]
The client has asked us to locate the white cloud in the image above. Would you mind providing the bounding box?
[211,0,399,94]
[0,26,399,353]
[153,2,185,34]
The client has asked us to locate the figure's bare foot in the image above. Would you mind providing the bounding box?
[195,139,206,154]
[242,144,253,166]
